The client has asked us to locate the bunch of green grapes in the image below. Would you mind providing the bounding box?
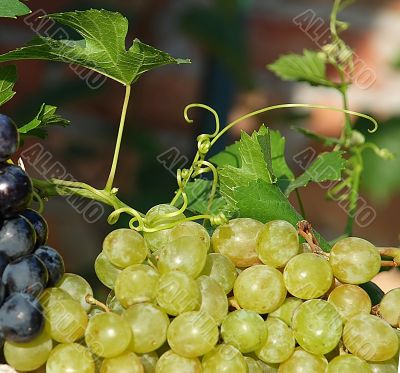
[4,204,399,372]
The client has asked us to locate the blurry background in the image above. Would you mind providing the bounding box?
[1,0,400,297]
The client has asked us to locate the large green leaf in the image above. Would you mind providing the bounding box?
[285,151,346,196]
[0,0,30,18]
[270,130,294,186]
[268,50,334,87]
[0,10,190,85]
[19,103,70,139]
[0,65,17,106]
[209,142,240,168]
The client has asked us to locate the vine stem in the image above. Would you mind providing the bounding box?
[105,84,132,192]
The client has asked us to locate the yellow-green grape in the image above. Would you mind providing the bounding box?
[244,356,263,373]
[328,284,371,322]
[200,253,237,294]
[57,273,93,312]
[103,228,148,268]
[269,297,303,327]
[157,236,207,278]
[256,317,295,364]
[156,271,201,316]
[292,299,342,355]
[123,303,170,353]
[221,309,267,353]
[168,221,210,250]
[140,352,158,373]
[202,344,247,373]
[167,311,219,358]
[197,275,228,324]
[343,314,399,362]
[368,357,398,372]
[39,287,73,305]
[100,352,144,373]
[115,264,160,308]
[379,288,400,327]
[46,343,95,373]
[211,218,264,267]
[283,253,333,299]
[95,252,122,289]
[233,265,286,314]
[278,348,328,373]
[155,350,201,373]
[85,312,132,358]
[4,331,52,372]
[257,220,299,268]
[329,237,381,284]
[106,291,125,314]
[327,354,371,372]
[44,298,88,343]
[143,204,185,253]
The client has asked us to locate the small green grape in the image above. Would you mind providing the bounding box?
[46,343,95,373]
[221,309,267,353]
[269,297,303,327]
[200,253,237,294]
[329,237,381,284]
[368,357,398,372]
[57,273,93,312]
[233,265,286,314]
[202,344,247,373]
[277,348,328,373]
[155,350,201,373]
[167,311,219,357]
[140,351,158,373]
[100,352,144,373]
[115,264,160,308]
[95,252,122,289]
[379,288,400,327]
[257,220,299,268]
[327,354,371,372]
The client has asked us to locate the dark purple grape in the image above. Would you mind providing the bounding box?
[0,164,33,218]
[0,216,36,260]
[34,245,65,286]
[0,114,19,162]
[0,293,44,342]
[20,209,48,247]
[0,252,9,277]
[0,282,5,306]
[2,255,48,297]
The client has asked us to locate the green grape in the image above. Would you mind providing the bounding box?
[39,287,73,306]
[44,298,88,343]
[103,228,148,268]
[292,299,342,355]
[256,360,280,372]
[46,343,95,373]
[140,352,158,373]
[202,344,247,373]
[221,309,267,353]
[379,288,400,327]
[269,297,303,327]
[143,204,185,253]
[115,264,160,308]
[168,221,210,250]
[283,253,333,299]
[95,252,122,289]
[328,284,371,322]
[157,236,207,278]
[327,354,371,372]
[197,275,228,324]
[4,331,52,372]
[256,317,295,364]
[57,273,93,312]
[278,348,328,373]
[100,352,144,373]
[329,237,381,284]
[245,356,264,373]
[343,314,399,362]
[233,264,286,314]
[106,291,126,314]
[156,271,201,316]
[257,220,299,268]
[211,218,264,267]
[85,312,132,358]
[368,357,398,372]
[123,303,170,353]
[155,350,201,373]
[167,311,219,357]
[200,253,237,294]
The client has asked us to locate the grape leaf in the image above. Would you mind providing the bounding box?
[0,0,30,18]
[209,142,240,168]
[293,126,340,146]
[0,10,190,85]
[270,129,294,186]
[232,179,331,252]
[268,50,334,87]
[183,178,231,216]
[18,103,70,138]
[285,151,345,196]
[0,65,17,106]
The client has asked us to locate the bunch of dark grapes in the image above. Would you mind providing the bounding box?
[0,115,65,359]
